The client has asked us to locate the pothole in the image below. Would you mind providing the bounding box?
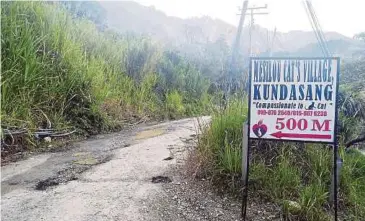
[35,178,61,190]
[163,156,174,161]
[151,176,172,183]
[35,155,113,191]
[35,166,87,191]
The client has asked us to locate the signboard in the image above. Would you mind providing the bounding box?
[248,57,339,143]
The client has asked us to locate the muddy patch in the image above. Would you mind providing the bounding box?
[135,128,165,140]
[35,166,88,190]
[151,176,172,183]
[35,155,113,191]
[72,152,99,165]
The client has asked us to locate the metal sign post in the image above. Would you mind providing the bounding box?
[241,123,249,218]
[243,57,340,221]
[333,143,338,220]
[332,59,340,221]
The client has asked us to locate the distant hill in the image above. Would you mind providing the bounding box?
[100,1,365,58]
[267,39,365,60]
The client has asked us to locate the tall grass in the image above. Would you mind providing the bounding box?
[340,148,365,220]
[166,90,185,119]
[197,98,247,184]
[196,99,365,220]
[1,2,212,136]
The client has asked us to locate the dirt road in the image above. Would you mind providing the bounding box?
[1,117,245,221]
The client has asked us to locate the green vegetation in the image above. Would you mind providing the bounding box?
[341,148,365,219]
[196,97,365,220]
[198,99,247,176]
[194,33,365,220]
[195,49,365,217]
[165,90,185,119]
[339,48,365,145]
[1,2,212,137]
[1,1,364,220]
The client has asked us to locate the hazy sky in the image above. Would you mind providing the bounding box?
[130,0,364,37]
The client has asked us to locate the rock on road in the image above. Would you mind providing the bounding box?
[2,117,213,221]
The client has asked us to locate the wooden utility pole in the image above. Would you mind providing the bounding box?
[226,0,249,100]
[231,0,249,67]
[246,5,269,56]
[225,1,268,101]
[223,0,249,107]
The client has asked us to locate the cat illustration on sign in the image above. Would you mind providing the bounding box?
[305,102,315,110]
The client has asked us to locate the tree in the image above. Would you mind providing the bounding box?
[59,1,107,30]
[354,32,365,41]
[340,48,365,148]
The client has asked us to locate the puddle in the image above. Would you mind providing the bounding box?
[135,128,165,140]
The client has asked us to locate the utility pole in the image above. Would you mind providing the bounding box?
[231,0,249,67]
[246,5,269,56]
[225,1,268,102]
[225,0,249,103]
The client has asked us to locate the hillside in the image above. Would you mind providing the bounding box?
[1,1,212,138]
[100,1,365,57]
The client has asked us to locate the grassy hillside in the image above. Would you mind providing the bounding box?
[1,1,212,138]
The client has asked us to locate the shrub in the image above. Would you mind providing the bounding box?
[165,90,185,119]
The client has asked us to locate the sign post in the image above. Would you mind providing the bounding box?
[243,57,340,221]
[241,122,249,218]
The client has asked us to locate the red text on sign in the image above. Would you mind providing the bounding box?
[275,118,331,131]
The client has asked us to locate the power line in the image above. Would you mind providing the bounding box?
[303,0,331,56]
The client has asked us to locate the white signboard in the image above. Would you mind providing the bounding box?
[248,58,339,143]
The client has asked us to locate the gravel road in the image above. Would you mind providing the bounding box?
[1,117,280,221]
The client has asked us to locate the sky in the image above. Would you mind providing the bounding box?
[128,0,364,37]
